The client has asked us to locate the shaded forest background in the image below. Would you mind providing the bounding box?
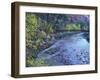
[26,12,89,67]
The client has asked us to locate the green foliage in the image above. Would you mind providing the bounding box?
[26,13,54,48]
[40,31,47,38]
[26,13,54,66]
[26,56,35,67]
[26,13,38,48]
[38,20,53,35]
[45,23,53,35]
[26,56,48,67]
[65,23,81,31]
[35,58,48,66]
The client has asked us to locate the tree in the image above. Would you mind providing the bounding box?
[65,23,81,31]
[26,13,38,48]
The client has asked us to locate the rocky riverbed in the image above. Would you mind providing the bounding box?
[36,32,90,66]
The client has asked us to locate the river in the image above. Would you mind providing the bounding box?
[37,32,90,66]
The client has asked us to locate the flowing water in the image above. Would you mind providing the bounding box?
[37,32,90,66]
